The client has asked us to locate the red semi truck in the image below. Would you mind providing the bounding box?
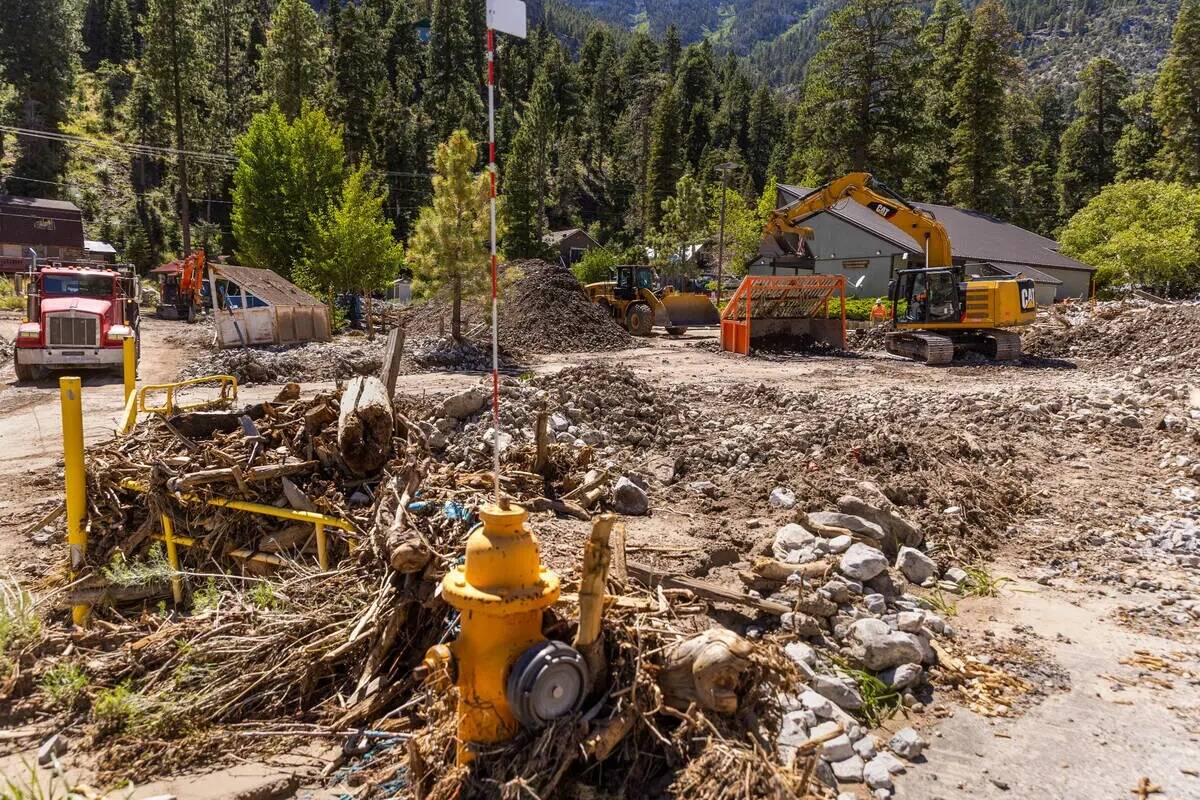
[13,265,140,382]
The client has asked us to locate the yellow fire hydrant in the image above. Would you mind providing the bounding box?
[429,503,586,763]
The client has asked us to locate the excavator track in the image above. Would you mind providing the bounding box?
[981,329,1022,361]
[884,331,955,365]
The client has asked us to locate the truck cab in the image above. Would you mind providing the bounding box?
[13,266,139,382]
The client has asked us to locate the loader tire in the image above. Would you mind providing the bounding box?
[665,326,688,336]
[627,303,654,336]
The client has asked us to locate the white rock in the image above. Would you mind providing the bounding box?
[850,620,926,670]
[785,641,817,668]
[812,673,863,711]
[895,546,938,584]
[549,412,570,432]
[853,734,878,760]
[872,751,907,774]
[801,689,836,719]
[827,534,853,553]
[840,543,888,580]
[888,727,927,760]
[864,755,896,790]
[769,486,797,509]
[820,734,856,763]
[441,388,488,419]
[482,428,513,454]
[831,754,865,782]
[774,523,816,560]
[864,593,887,614]
[810,511,885,540]
[880,663,923,690]
[896,611,925,632]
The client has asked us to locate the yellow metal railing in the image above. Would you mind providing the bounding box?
[119,374,238,435]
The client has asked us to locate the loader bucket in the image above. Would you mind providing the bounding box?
[660,292,720,327]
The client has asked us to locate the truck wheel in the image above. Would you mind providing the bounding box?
[13,354,37,383]
[665,326,688,336]
[627,303,654,336]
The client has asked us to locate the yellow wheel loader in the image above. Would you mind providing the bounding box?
[765,172,1037,364]
[584,265,720,336]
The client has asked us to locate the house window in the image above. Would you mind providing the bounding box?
[33,218,55,231]
[568,247,586,264]
[842,259,870,270]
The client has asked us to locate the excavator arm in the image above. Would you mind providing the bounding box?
[764,172,953,268]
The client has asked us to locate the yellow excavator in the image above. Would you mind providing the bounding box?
[585,265,720,336]
[765,172,1037,364]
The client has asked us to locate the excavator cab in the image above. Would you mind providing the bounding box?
[892,268,963,325]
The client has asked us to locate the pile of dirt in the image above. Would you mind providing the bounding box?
[1022,300,1200,371]
[496,259,634,353]
[396,260,634,355]
[0,335,12,364]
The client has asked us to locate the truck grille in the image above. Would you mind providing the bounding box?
[47,314,99,347]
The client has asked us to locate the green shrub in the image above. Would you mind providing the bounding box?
[827,296,903,320]
[571,248,618,286]
[92,682,146,734]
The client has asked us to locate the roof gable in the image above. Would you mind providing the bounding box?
[777,184,1093,273]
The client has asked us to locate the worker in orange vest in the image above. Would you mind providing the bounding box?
[870,298,889,326]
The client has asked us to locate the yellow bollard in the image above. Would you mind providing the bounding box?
[122,336,136,405]
[60,377,89,627]
[159,513,183,604]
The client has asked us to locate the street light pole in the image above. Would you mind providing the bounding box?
[714,161,740,307]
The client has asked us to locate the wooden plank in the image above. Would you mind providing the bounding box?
[380,327,405,398]
[169,460,318,491]
[626,560,790,616]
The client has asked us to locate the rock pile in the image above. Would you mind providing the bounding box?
[1022,300,1200,372]
[179,338,384,384]
[496,260,634,353]
[765,496,954,798]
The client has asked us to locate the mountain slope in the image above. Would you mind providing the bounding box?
[561,0,1181,88]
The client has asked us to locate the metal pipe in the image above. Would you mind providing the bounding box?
[122,336,136,405]
[120,479,354,531]
[60,377,88,627]
[160,513,183,603]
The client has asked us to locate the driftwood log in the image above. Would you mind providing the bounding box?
[574,515,615,684]
[338,376,394,476]
[659,628,754,714]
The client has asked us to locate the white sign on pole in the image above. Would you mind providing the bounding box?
[486,0,527,38]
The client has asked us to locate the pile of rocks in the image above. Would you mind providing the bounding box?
[1022,300,1200,373]
[409,335,499,371]
[762,487,971,798]
[179,338,384,385]
[496,260,634,354]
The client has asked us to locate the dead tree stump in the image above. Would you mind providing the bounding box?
[338,376,394,475]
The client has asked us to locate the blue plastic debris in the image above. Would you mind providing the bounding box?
[407,500,432,513]
[442,500,470,520]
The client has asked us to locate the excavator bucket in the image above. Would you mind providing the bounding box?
[660,292,720,328]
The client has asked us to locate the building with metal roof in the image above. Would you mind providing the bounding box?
[752,184,1095,303]
[0,196,86,275]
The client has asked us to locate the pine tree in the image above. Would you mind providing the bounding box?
[424,0,483,141]
[1154,0,1200,184]
[611,33,663,243]
[408,130,491,340]
[947,0,1019,214]
[794,0,926,189]
[1057,58,1130,218]
[259,0,324,121]
[105,0,135,65]
[745,84,781,192]
[1115,87,1164,181]
[83,0,110,69]
[712,54,751,158]
[579,27,619,170]
[331,1,387,162]
[524,66,558,226]
[646,84,684,232]
[914,0,971,199]
[675,43,716,171]
[141,0,210,253]
[0,0,79,196]
[663,24,682,75]
[500,123,546,258]
[652,172,709,276]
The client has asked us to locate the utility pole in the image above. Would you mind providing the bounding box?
[714,161,740,306]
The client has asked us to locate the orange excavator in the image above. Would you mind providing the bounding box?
[178,249,206,321]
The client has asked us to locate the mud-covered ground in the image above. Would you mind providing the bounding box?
[0,302,1197,799]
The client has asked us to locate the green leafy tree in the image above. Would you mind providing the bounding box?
[792,0,927,189]
[709,184,762,277]
[141,0,210,254]
[1057,58,1131,218]
[408,130,491,340]
[652,172,709,276]
[258,0,325,121]
[1060,180,1200,296]
[572,247,617,285]
[646,85,685,232]
[0,0,79,196]
[231,105,347,276]
[948,0,1020,215]
[302,166,404,304]
[1115,87,1164,181]
[1154,0,1200,184]
[424,0,483,141]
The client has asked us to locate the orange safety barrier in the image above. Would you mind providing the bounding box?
[720,275,846,355]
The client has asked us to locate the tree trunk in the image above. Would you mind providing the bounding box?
[337,376,394,475]
[451,276,462,340]
[169,1,191,255]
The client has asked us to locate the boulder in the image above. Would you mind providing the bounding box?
[863,755,895,791]
[831,754,864,782]
[840,543,888,580]
[809,511,885,540]
[839,485,923,548]
[769,486,797,509]
[812,673,863,711]
[773,523,816,560]
[785,641,817,668]
[896,547,938,585]
[888,727,927,760]
[612,477,649,516]
[441,388,488,420]
[800,689,835,719]
[880,663,923,690]
[820,734,856,763]
[849,619,926,671]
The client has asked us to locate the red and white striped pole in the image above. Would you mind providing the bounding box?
[487,26,501,506]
